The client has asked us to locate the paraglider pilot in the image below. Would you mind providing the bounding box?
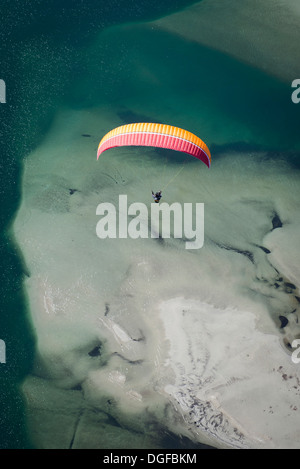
[152,190,162,203]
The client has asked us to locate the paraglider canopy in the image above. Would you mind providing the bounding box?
[97,123,211,168]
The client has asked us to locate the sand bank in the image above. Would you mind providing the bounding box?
[159,297,300,449]
[152,0,300,82]
[13,105,300,448]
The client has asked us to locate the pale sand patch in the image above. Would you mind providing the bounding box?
[151,0,300,82]
[159,297,300,449]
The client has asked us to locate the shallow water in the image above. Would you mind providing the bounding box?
[2,0,300,449]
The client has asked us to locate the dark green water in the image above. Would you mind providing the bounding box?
[0,0,299,449]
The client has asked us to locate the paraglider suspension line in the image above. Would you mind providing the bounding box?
[162,162,187,190]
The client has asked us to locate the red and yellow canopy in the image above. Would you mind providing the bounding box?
[97,123,211,168]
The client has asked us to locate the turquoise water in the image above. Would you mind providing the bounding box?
[1,0,299,449]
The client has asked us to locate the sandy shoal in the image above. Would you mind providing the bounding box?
[14,106,300,448]
[151,0,300,82]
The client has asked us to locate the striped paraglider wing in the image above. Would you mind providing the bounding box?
[97,123,211,168]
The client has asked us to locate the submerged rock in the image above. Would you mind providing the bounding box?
[279,315,289,328]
